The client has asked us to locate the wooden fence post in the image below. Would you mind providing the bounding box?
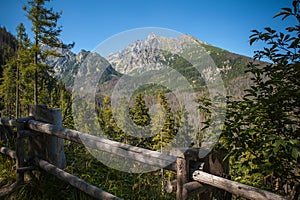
[176,157,187,200]
[198,148,231,200]
[28,105,66,169]
[16,129,25,183]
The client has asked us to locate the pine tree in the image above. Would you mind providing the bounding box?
[151,93,176,151]
[0,27,17,116]
[15,23,33,117]
[23,0,74,104]
[0,23,33,118]
[174,106,194,148]
[129,94,151,147]
[130,94,151,126]
[97,96,125,141]
[0,57,16,118]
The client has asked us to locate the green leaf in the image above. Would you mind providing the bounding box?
[292,147,299,160]
[289,139,299,145]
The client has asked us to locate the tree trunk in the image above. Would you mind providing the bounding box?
[16,63,19,118]
[34,32,38,105]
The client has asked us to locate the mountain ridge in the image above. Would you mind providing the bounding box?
[44,33,262,98]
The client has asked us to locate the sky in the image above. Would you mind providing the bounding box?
[0,0,295,58]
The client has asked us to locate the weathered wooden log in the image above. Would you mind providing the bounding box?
[176,157,187,200]
[189,148,232,200]
[0,181,20,197]
[0,118,17,127]
[0,146,16,159]
[28,105,66,168]
[35,158,122,200]
[182,181,209,199]
[26,120,177,170]
[193,170,288,200]
[165,180,177,193]
[16,131,25,183]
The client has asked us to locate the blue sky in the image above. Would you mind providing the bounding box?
[0,0,295,57]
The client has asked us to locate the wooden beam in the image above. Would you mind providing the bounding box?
[0,181,20,197]
[192,170,287,200]
[27,120,177,170]
[0,118,17,127]
[182,181,209,199]
[176,157,187,200]
[0,146,16,159]
[16,132,25,183]
[28,105,66,169]
[35,158,122,200]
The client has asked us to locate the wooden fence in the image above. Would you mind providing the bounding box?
[0,105,288,200]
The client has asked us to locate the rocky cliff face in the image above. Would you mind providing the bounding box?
[106,33,209,75]
[45,33,260,98]
[45,47,120,88]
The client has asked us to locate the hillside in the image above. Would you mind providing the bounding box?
[0,30,262,99]
[0,27,17,80]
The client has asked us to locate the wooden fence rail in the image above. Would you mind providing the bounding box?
[193,170,287,200]
[26,119,177,171]
[35,158,121,200]
[0,105,290,200]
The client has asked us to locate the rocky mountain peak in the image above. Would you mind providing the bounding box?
[146,32,159,41]
[106,33,201,74]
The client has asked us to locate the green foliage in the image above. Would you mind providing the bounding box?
[199,1,300,196]
[0,23,34,118]
[133,83,171,96]
[63,143,176,200]
[152,93,176,151]
[0,155,15,189]
[23,0,74,104]
[130,94,151,127]
[127,94,152,147]
[0,26,17,77]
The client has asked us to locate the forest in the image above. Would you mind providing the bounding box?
[0,0,299,199]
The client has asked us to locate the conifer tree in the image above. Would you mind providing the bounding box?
[174,106,194,148]
[130,94,151,127]
[151,93,176,151]
[129,94,151,147]
[97,96,125,141]
[0,58,16,118]
[15,23,33,117]
[23,0,74,104]
[0,23,33,118]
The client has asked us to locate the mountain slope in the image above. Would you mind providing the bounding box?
[106,33,259,96]
[47,33,264,98]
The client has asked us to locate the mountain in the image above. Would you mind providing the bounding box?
[45,48,120,89]
[46,33,264,98]
[107,33,208,74]
[106,33,258,96]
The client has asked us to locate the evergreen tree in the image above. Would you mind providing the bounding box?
[0,58,16,118]
[129,94,151,127]
[97,96,125,141]
[97,96,116,138]
[0,23,33,118]
[174,106,194,148]
[0,27,17,116]
[129,94,151,147]
[0,26,17,71]
[23,0,74,104]
[151,93,176,151]
[15,23,33,117]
